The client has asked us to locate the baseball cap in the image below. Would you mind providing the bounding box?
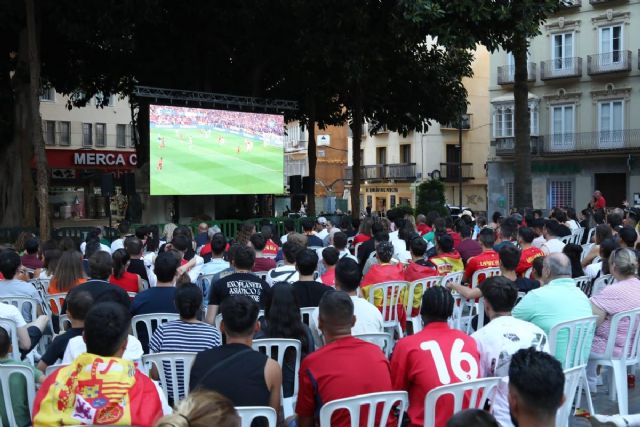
[317,216,327,225]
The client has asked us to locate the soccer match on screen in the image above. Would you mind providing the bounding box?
[149,105,285,196]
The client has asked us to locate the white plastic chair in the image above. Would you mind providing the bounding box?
[59,314,71,332]
[572,228,585,245]
[591,274,614,296]
[196,273,216,302]
[216,310,264,330]
[523,267,533,279]
[586,227,596,244]
[406,276,442,333]
[459,268,500,333]
[0,320,20,360]
[559,235,573,245]
[354,242,364,258]
[354,332,394,358]
[591,308,640,415]
[440,271,463,288]
[581,244,594,262]
[252,338,301,418]
[319,390,408,427]
[131,313,179,343]
[549,316,597,415]
[142,352,196,401]
[45,363,68,376]
[0,364,36,427]
[236,406,278,427]
[300,307,316,326]
[574,276,593,297]
[366,281,408,338]
[423,377,501,427]
[141,279,150,290]
[0,297,39,323]
[556,366,585,427]
[253,271,269,280]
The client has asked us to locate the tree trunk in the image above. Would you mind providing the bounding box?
[25,0,50,239]
[350,92,363,220]
[512,37,532,211]
[306,101,317,216]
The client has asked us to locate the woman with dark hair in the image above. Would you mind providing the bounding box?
[353,218,373,245]
[256,282,315,397]
[234,221,256,246]
[489,211,503,230]
[34,240,62,280]
[562,244,585,278]
[582,223,614,268]
[109,248,143,293]
[585,238,618,279]
[565,207,580,231]
[172,225,197,261]
[48,250,87,294]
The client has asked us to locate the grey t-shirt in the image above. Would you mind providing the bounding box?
[0,279,41,321]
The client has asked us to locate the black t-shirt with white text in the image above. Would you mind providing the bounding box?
[208,272,271,308]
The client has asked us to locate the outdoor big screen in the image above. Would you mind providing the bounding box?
[149,104,284,196]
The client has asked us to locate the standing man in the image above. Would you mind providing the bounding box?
[593,190,607,210]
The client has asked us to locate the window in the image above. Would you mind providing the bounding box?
[599,25,622,64]
[59,122,70,146]
[550,104,575,150]
[376,147,387,165]
[549,180,573,208]
[506,182,514,211]
[552,32,574,70]
[94,92,114,107]
[95,123,106,147]
[494,106,513,137]
[82,123,93,147]
[400,144,411,163]
[116,124,126,148]
[598,100,624,148]
[43,121,56,146]
[39,87,55,102]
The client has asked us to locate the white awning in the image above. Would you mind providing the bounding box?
[491,93,539,103]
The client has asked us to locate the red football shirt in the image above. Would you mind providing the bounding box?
[296,336,394,427]
[353,234,371,245]
[263,239,279,256]
[391,322,480,427]
[516,246,544,276]
[417,224,431,236]
[464,250,500,283]
[595,195,606,209]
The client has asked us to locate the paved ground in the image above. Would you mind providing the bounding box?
[570,380,640,426]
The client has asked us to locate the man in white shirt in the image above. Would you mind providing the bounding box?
[0,301,48,354]
[531,218,547,249]
[266,241,301,286]
[541,220,566,255]
[310,257,383,345]
[110,221,131,253]
[472,276,549,427]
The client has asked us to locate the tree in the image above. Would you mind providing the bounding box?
[415,179,448,218]
[405,0,565,210]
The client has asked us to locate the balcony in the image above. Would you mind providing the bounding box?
[590,0,627,4]
[439,163,474,182]
[344,163,416,181]
[495,136,543,156]
[497,63,537,85]
[588,51,632,75]
[540,57,582,80]
[560,0,581,7]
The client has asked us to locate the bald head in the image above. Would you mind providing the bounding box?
[543,253,572,281]
[198,222,208,233]
[318,291,354,339]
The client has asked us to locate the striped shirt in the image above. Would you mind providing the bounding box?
[149,320,222,400]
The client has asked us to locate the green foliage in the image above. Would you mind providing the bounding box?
[415,180,448,218]
[387,205,415,219]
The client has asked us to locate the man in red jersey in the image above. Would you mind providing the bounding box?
[404,237,439,318]
[416,214,431,236]
[296,291,393,427]
[391,286,480,427]
[593,190,607,210]
[463,228,500,284]
[515,227,544,276]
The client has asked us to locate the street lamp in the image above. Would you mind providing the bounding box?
[457,113,470,211]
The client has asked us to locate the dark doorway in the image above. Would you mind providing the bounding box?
[594,173,626,208]
[446,144,460,179]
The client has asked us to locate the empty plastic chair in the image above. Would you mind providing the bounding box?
[366,281,408,338]
[556,366,584,427]
[142,352,196,401]
[319,390,408,427]
[591,308,640,415]
[236,406,277,427]
[549,316,597,415]
[406,276,442,333]
[354,332,394,358]
[0,364,36,427]
[423,377,501,427]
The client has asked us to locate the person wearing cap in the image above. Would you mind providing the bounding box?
[315,217,329,241]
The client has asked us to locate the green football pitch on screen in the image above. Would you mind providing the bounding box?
[149,105,285,196]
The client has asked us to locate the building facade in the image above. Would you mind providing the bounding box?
[345,46,491,215]
[488,1,640,215]
[39,89,136,221]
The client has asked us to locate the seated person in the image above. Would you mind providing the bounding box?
[320,247,339,286]
[34,302,168,426]
[125,236,155,287]
[266,241,303,286]
[446,409,499,427]
[296,291,393,427]
[508,348,565,427]
[428,234,463,275]
[463,228,499,284]
[190,296,282,416]
[291,249,334,308]
[20,237,43,270]
[515,227,544,276]
[37,288,93,373]
[109,248,143,293]
[404,236,438,283]
[361,241,406,325]
[391,286,480,427]
[0,250,43,321]
[0,299,47,357]
[206,245,271,324]
[250,233,276,272]
[0,327,44,427]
